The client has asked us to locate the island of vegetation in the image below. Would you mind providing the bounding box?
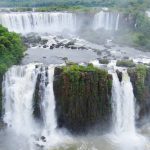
[53,64,112,133]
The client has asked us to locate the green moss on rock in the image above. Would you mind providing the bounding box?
[54,64,112,134]
[99,59,109,64]
[128,64,150,120]
[117,59,136,67]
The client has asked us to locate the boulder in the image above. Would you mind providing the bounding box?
[128,65,150,121]
[53,64,112,134]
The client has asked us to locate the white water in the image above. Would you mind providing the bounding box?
[3,64,59,144]
[111,70,147,150]
[112,71,135,134]
[0,12,76,34]
[40,66,60,146]
[3,64,39,136]
[93,11,120,31]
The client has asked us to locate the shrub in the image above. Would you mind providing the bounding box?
[116,59,136,67]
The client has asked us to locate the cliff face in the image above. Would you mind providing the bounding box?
[53,65,112,134]
[128,65,150,121]
[0,74,3,118]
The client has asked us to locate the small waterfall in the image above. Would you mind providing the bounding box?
[3,64,57,140]
[115,14,120,31]
[41,66,57,136]
[112,71,135,134]
[0,12,76,34]
[3,64,39,136]
[111,70,147,150]
[93,11,120,31]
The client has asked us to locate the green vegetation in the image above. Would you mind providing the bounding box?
[116,59,136,67]
[1,0,149,9]
[135,65,147,100]
[114,0,150,51]
[0,25,25,116]
[99,59,109,64]
[62,63,111,89]
[128,64,147,101]
[0,0,120,8]
[54,64,112,132]
[63,63,107,75]
[0,25,25,74]
[35,6,99,12]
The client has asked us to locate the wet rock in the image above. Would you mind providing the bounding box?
[128,66,150,121]
[97,51,102,55]
[40,39,48,45]
[99,59,109,64]
[116,69,122,82]
[70,46,77,49]
[43,45,48,48]
[116,59,136,67]
[50,45,54,49]
[78,46,88,50]
[53,64,112,134]
[41,136,46,142]
[104,45,112,49]
[33,73,43,121]
[22,33,41,47]
[0,120,7,130]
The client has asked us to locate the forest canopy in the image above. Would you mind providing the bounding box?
[0,0,150,8]
[0,25,25,74]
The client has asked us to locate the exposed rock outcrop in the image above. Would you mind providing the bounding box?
[0,74,3,118]
[128,65,150,121]
[53,64,112,134]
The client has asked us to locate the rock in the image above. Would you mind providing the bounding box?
[40,39,48,45]
[50,45,54,49]
[53,64,112,134]
[43,45,48,48]
[104,45,112,49]
[128,65,150,121]
[70,46,77,49]
[99,59,109,64]
[65,40,76,48]
[78,46,88,50]
[116,59,136,67]
[97,51,102,55]
[41,136,46,142]
[0,74,3,118]
[0,120,7,130]
[33,73,43,121]
[116,69,122,82]
[32,68,49,122]
[22,33,41,47]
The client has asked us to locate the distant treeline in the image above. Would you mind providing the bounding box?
[0,0,149,8]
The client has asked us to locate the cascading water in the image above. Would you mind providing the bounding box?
[2,64,60,147]
[41,66,57,137]
[93,11,120,31]
[115,14,120,31]
[0,12,76,34]
[3,64,39,136]
[112,71,135,134]
[111,70,147,150]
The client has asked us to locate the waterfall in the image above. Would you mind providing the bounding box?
[3,64,57,140]
[3,64,39,136]
[93,11,120,31]
[0,12,76,34]
[115,14,120,31]
[111,70,147,150]
[112,71,135,134]
[41,66,57,136]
